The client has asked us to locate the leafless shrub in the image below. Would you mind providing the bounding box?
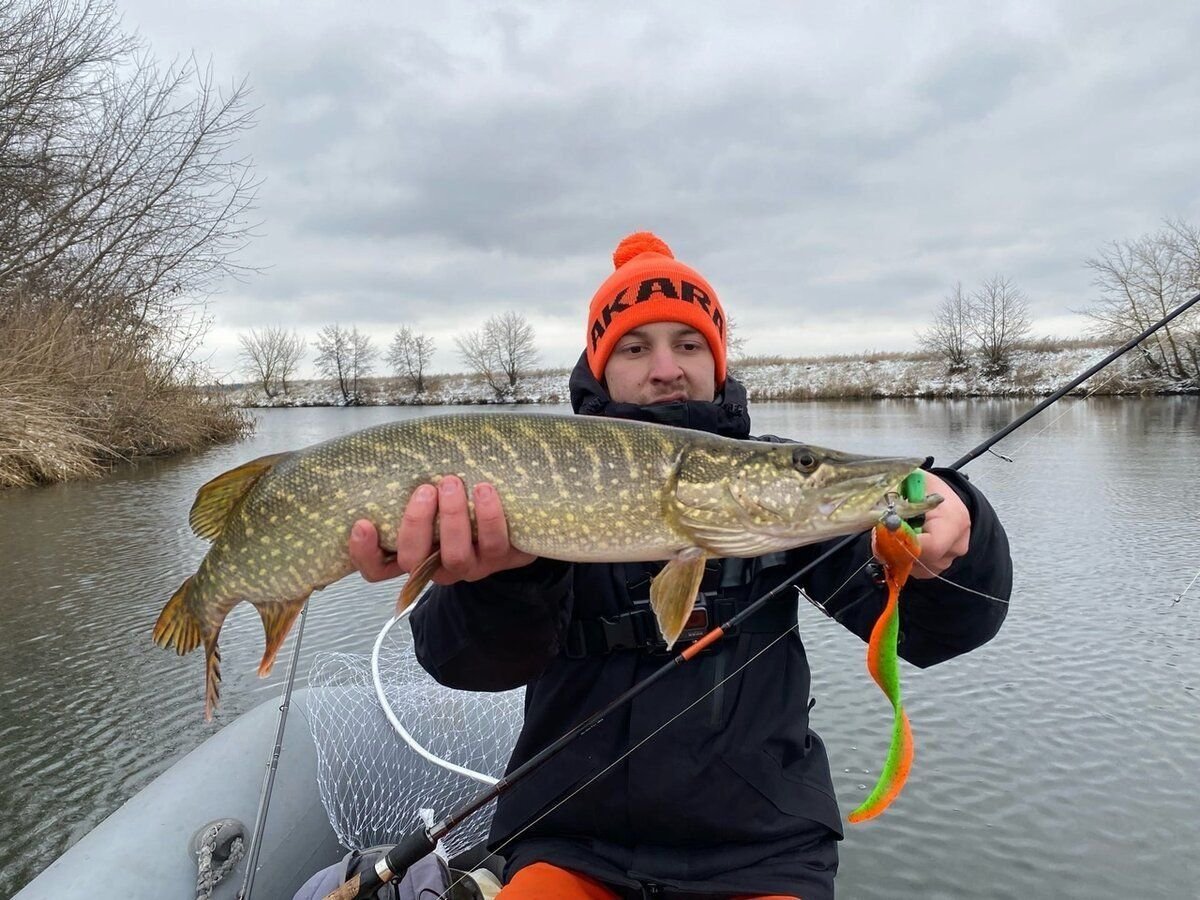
[918,282,972,371]
[1,0,258,330]
[386,325,435,394]
[315,324,376,404]
[968,276,1032,375]
[238,326,304,397]
[456,311,539,400]
[725,315,749,361]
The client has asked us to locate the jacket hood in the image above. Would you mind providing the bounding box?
[567,351,752,439]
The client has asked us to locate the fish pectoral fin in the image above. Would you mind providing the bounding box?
[669,499,784,558]
[650,548,708,650]
[396,550,441,613]
[678,519,783,557]
[189,451,293,541]
[254,596,311,678]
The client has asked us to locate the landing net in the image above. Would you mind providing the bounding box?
[305,608,525,855]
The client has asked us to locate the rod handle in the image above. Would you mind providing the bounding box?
[321,827,436,900]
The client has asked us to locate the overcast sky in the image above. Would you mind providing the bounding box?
[116,0,1200,380]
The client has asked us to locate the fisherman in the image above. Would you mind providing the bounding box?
[349,232,1012,900]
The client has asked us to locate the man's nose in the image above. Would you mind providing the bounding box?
[648,346,684,382]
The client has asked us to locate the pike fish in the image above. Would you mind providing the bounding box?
[153,412,940,718]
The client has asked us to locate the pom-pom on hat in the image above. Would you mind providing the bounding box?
[585,231,727,385]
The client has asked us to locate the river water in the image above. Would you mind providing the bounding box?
[1,399,1198,898]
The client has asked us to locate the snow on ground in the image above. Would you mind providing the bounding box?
[224,346,1188,408]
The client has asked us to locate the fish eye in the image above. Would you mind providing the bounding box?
[792,447,818,472]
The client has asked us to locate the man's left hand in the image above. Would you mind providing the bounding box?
[874,471,971,579]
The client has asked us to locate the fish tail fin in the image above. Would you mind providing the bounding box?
[254,596,310,677]
[152,577,203,656]
[203,632,222,722]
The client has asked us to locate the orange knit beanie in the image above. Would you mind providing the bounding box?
[585,232,727,385]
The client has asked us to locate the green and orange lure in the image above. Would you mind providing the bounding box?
[848,473,924,824]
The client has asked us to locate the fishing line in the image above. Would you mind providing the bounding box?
[1001,360,1127,460]
[900,544,1010,606]
[1172,566,1200,605]
[484,629,796,859]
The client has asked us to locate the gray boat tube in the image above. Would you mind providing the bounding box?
[14,689,341,900]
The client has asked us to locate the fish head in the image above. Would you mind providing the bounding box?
[672,441,942,555]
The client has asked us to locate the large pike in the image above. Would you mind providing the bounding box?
[154,413,939,718]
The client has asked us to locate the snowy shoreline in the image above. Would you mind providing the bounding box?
[223,345,1197,408]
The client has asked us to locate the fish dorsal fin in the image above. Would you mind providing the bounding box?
[189,452,292,541]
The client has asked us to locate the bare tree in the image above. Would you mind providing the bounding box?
[315,324,376,404]
[456,311,538,399]
[0,0,258,485]
[919,282,972,371]
[0,0,258,351]
[1084,222,1199,385]
[725,315,749,361]
[968,275,1031,375]
[238,326,304,397]
[387,325,435,394]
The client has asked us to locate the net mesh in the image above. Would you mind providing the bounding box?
[304,615,525,855]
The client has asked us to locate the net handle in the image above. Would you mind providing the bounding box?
[370,607,500,787]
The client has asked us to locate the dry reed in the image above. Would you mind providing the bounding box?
[0,304,249,489]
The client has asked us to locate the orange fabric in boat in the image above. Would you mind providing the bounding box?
[497,863,618,899]
[497,861,799,899]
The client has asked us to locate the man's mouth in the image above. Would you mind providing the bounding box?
[651,393,689,404]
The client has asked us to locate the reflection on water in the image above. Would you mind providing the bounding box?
[1,399,1198,898]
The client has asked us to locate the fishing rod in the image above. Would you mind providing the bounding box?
[325,288,1200,900]
[242,600,310,899]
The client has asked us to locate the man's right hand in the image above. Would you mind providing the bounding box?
[348,475,536,586]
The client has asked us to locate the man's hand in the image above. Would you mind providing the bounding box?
[348,476,536,585]
[872,472,971,580]
[906,472,971,579]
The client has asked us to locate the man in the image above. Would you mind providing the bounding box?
[349,232,1012,899]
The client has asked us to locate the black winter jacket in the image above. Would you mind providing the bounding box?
[410,355,1012,899]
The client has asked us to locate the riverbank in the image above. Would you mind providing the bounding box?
[228,342,1196,407]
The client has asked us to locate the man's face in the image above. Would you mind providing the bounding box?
[603,321,717,405]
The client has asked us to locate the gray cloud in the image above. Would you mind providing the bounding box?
[116,0,1200,375]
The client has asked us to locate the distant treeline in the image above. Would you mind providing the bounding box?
[235,217,1200,408]
[226,337,1192,410]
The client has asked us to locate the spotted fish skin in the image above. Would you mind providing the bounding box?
[152,412,938,718]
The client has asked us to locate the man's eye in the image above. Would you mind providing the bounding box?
[622,345,645,355]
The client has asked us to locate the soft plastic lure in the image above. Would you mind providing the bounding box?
[849,472,924,824]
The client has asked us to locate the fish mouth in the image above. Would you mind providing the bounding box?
[812,457,941,524]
